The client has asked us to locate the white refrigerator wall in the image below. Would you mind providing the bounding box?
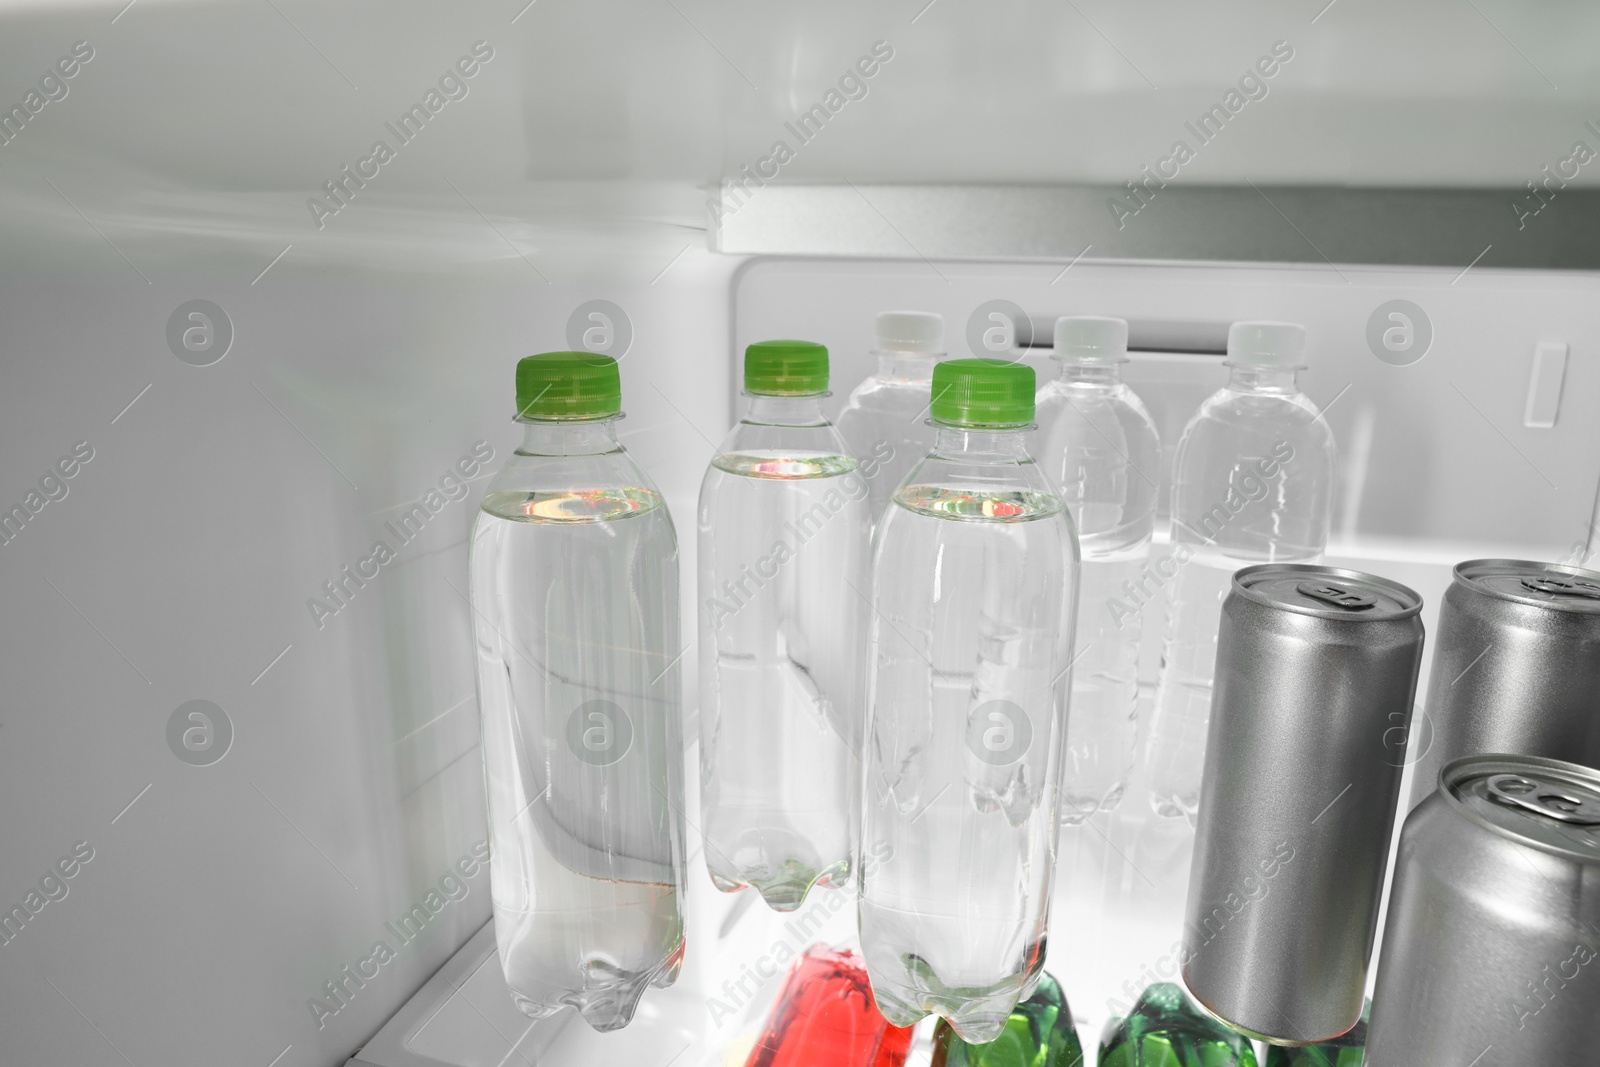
[0,253,736,1066]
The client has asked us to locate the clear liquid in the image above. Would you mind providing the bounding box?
[470,487,685,1031]
[836,369,938,533]
[1033,373,1160,825]
[1145,553,1236,823]
[697,450,868,911]
[860,483,1076,1044]
[1061,542,1148,823]
[1145,376,1332,823]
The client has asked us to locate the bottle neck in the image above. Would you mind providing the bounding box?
[515,418,622,456]
[932,425,1032,461]
[875,352,938,382]
[1051,360,1122,388]
[742,394,828,426]
[1227,365,1301,393]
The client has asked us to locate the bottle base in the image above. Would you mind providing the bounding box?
[865,954,1041,1045]
[1061,782,1128,825]
[708,856,850,913]
[1148,791,1199,826]
[507,940,685,1032]
[510,982,646,1033]
[652,938,686,989]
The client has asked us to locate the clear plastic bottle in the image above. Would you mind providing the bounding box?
[469,353,686,1031]
[698,340,869,911]
[1145,322,1336,823]
[860,357,1081,1044]
[1033,317,1159,824]
[836,311,945,533]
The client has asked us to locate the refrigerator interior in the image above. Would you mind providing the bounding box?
[2,1,1598,1064]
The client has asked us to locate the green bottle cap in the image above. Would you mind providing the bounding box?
[930,358,1035,429]
[744,340,829,396]
[515,352,622,420]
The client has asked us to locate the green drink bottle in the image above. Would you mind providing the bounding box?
[1099,983,1258,1067]
[931,972,1085,1067]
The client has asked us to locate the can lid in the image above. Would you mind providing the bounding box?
[1454,559,1600,614]
[1444,754,1600,861]
[1231,564,1423,621]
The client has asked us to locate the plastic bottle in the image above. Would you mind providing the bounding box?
[930,971,1085,1067]
[745,944,914,1067]
[1033,317,1159,823]
[836,311,945,533]
[1144,322,1335,823]
[698,340,869,911]
[469,352,686,1031]
[859,358,1081,1044]
[1100,983,1258,1067]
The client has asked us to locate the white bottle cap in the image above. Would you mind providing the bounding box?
[1226,321,1307,368]
[1053,316,1129,363]
[875,311,944,355]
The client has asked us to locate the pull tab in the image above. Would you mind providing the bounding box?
[1296,581,1377,611]
[1521,576,1600,600]
[1487,774,1600,826]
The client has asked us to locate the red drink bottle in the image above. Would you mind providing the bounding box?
[745,944,914,1067]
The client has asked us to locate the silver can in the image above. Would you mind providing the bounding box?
[1409,559,1600,812]
[1367,754,1600,1064]
[1183,564,1425,1045]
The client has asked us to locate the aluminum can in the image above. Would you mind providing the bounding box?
[1409,559,1600,812]
[1367,754,1600,1064]
[1183,564,1425,1045]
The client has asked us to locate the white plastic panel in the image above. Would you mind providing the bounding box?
[1523,340,1569,428]
[347,923,566,1067]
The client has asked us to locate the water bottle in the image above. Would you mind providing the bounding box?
[836,311,945,532]
[1145,322,1335,823]
[1033,317,1159,824]
[931,971,1086,1067]
[469,352,687,1031]
[859,357,1081,1044]
[698,340,869,911]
